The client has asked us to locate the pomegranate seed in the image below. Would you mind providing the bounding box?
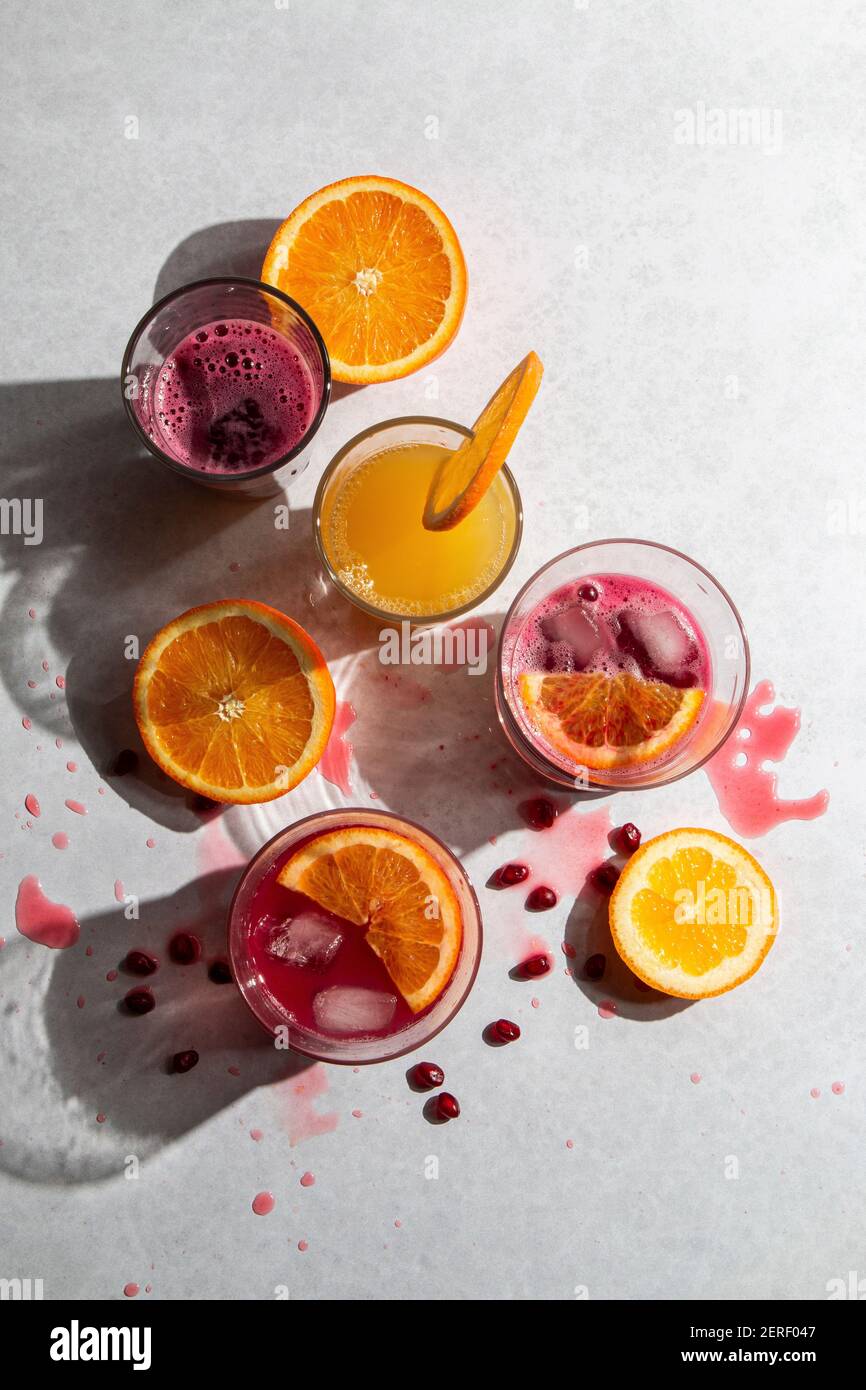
[208,958,232,984]
[125,949,158,976]
[584,952,606,981]
[522,952,552,978]
[172,1049,199,1073]
[590,863,620,893]
[495,862,529,887]
[521,797,557,830]
[125,987,155,1015]
[578,583,599,602]
[619,822,641,853]
[436,1092,460,1120]
[412,1061,445,1089]
[526,885,557,911]
[493,1018,521,1043]
[169,931,202,965]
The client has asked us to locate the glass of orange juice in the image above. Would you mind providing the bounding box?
[313,417,522,622]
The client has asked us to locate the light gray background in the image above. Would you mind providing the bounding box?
[1,0,863,1301]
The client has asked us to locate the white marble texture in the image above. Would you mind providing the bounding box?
[0,0,863,1300]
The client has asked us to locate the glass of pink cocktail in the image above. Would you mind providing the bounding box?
[228,809,482,1065]
[121,277,330,497]
[497,539,749,790]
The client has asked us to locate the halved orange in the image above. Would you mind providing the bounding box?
[422,351,543,531]
[277,826,462,1013]
[133,600,335,804]
[262,175,467,384]
[609,828,778,998]
[519,671,703,771]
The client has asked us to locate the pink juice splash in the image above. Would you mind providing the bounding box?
[245,841,445,1042]
[705,680,829,837]
[317,701,356,796]
[508,573,711,777]
[15,876,80,948]
[153,318,317,475]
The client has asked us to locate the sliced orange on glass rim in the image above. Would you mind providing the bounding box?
[423,350,543,531]
[277,826,462,1013]
[519,670,704,772]
[261,175,467,384]
[609,828,778,998]
[133,600,335,804]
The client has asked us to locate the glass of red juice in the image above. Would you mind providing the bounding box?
[228,809,483,1065]
[121,277,330,498]
[497,539,750,791]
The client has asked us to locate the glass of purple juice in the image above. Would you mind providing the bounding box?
[121,277,330,497]
[496,539,750,791]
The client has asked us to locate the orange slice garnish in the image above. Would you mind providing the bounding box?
[133,600,335,804]
[262,175,467,385]
[422,351,543,531]
[609,828,778,998]
[277,826,462,1013]
[519,671,704,771]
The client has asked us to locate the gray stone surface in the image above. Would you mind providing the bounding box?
[0,0,862,1300]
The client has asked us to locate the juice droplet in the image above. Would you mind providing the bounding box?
[64,799,87,816]
[123,1283,139,1297]
[597,999,617,1020]
[24,794,40,818]
[705,681,829,837]
[15,876,80,948]
[810,1088,821,1099]
[252,1192,275,1216]
[317,701,356,796]
[51,832,69,850]
[66,761,77,773]
[250,1129,263,1142]
[690,1072,702,1085]
[299,1171,316,1188]
[297,1239,309,1252]
[55,675,66,689]
[831,1081,845,1096]
[114,880,125,902]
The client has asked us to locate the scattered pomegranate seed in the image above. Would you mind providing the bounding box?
[436,1092,460,1120]
[172,1049,199,1073]
[493,1018,521,1043]
[584,953,606,981]
[521,796,557,830]
[522,952,553,978]
[169,931,202,965]
[619,822,641,853]
[125,987,155,1015]
[412,1061,445,1089]
[578,583,599,602]
[526,885,557,911]
[590,863,620,893]
[495,862,529,887]
[208,958,232,984]
[125,949,158,976]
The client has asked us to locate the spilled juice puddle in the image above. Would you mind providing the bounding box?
[317,700,356,796]
[15,876,80,948]
[705,681,829,837]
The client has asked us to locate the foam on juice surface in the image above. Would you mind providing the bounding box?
[153,318,317,474]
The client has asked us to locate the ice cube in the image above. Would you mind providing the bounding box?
[312,986,398,1036]
[540,605,600,668]
[616,610,698,685]
[265,913,344,971]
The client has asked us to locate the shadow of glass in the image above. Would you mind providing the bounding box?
[0,869,313,1185]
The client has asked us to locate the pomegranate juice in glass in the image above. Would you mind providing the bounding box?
[122,278,330,497]
[229,809,482,1065]
[497,539,749,790]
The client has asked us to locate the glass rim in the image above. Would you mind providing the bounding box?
[227,807,484,1066]
[312,415,524,624]
[120,275,332,486]
[497,537,751,790]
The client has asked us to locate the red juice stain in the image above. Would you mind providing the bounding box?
[97,1113,107,1124]
[55,737,63,749]
[352,1109,362,1119]
[76,996,85,1009]
[705,680,829,836]
[276,1064,338,1148]
[298,1240,309,1252]
[65,799,87,816]
[250,1129,263,1142]
[300,1171,316,1188]
[690,1072,702,1085]
[123,1283,139,1297]
[831,1081,845,1096]
[227,1065,241,1077]
[55,675,66,689]
[565,1138,575,1149]
[51,832,69,850]
[597,999,617,1019]
[22,717,31,730]
[26,679,36,689]
[41,661,49,672]
[15,876,80,948]
[252,1191,275,1216]
[394,1218,402,1228]
[106,970,118,982]
[85,946,93,956]
[810,1088,821,1099]
[28,607,36,619]
[24,794,40,818]
[114,880,125,903]
[317,701,356,796]
[66,761,77,773]
[145,837,156,849]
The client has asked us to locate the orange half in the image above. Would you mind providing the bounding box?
[519,670,704,771]
[262,175,467,384]
[277,826,462,1013]
[422,350,543,531]
[609,827,778,998]
[133,600,335,803]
